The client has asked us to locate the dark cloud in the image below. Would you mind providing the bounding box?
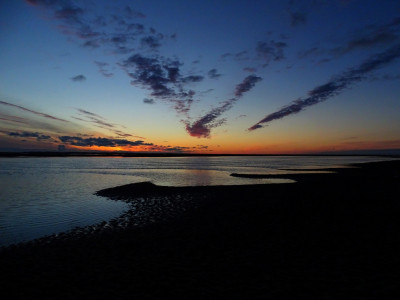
[256,40,287,66]
[126,22,145,33]
[0,100,69,122]
[152,145,191,152]
[76,108,104,119]
[249,44,400,131]
[88,117,114,128]
[123,54,177,97]
[71,116,86,122]
[71,74,86,82]
[121,53,201,111]
[111,130,133,137]
[290,12,307,27]
[297,47,323,59]
[7,131,51,141]
[300,17,400,63]
[59,136,152,147]
[143,98,155,104]
[94,61,113,77]
[185,75,262,138]
[243,67,257,73]
[198,89,214,96]
[55,6,84,25]
[25,1,204,123]
[25,0,150,58]
[0,117,25,124]
[235,75,262,97]
[370,73,400,81]
[172,99,194,116]
[82,39,101,49]
[333,30,399,56]
[144,144,211,153]
[124,6,145,18]
[220,53,233,59]
[208,69,222,79]
[25,0,57,5]
[235,51,249,60]
[73,108,137,138]
[220,51,250,62]
[140,35,163,50]
[181,75,204,83]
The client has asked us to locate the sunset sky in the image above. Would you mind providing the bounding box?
[1,0,400,154]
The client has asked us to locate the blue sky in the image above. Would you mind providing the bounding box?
[0,0,399,153]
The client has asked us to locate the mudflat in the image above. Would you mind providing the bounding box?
[1,160,399,299]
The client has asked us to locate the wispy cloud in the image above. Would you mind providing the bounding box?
[0,114,28,124]
[256,40,287,67]
[94,61,113,77]
[332,18,400,56]
[243,67,257,73]
[290,11,307,27]
[299,17,400,63]
[74,108,143,138]
[76,108,104,119]
[186,75,262,138]
[0,100,69,122]
[207,69,222,79]
[249,44,400,131]
[124,5,146,19]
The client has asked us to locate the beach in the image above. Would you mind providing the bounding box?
[1,160,399,299]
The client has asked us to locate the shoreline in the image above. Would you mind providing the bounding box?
[1,160,399,298]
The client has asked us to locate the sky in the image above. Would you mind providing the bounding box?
[0,0,400,154]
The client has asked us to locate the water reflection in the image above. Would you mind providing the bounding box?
[185,169,213,186]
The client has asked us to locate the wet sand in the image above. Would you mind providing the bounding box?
[1,160,400,299]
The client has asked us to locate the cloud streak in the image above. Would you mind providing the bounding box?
[186,75,262,138]
[0,100,69,122]
[332,18,400,57]
[299,17,400,63]
[249,44,400,131]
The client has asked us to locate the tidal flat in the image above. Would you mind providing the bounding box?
[1,160,399,299]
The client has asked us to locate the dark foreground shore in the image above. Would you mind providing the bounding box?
[1,160,400,299]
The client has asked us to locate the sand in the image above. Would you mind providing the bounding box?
[1,160,399,299]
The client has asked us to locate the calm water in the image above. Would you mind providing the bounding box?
[0,156,392,246]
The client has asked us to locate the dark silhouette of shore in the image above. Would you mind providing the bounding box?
[1,160,399,299]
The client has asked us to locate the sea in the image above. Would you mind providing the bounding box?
[0,155,393,247]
